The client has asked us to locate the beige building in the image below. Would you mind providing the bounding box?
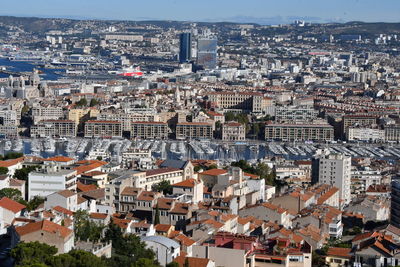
[68,108,99,125]
[31,120,77,138]
[222,122,246,141]
[208,91,264,113]
[84,120,122,138]
[265,123,334,142]
[131,121,169,139]
[16,220,74,254]
[32,105,64,124]
[176,122,213,140]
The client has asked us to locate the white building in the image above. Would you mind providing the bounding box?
[141,236,180,266]
[28,166,77,200]
[44,190,78,211]
[314,151,352,205]
[347,127,385,142]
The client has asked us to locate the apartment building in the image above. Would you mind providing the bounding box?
[208,91,264,113]
[265,123,334,142]
[342,114,377,137]
[98,111,158,131]
[347,127,385,142]
[28,166,77,200]
[0,109,18,126]
[30,120,77,138]
[176,122,213,140]
[32,105,64,124]
[312,151,352,205]
[68,108,99,125]
[0,125,18,139]
[385,125,400,142]
[131,121,169,139]
[222,122,246,141]
[137,168,184,191]
[84,120,122,138]
[275,105,317,123]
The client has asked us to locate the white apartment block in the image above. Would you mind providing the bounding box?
[32,106,64,124]
[316,152,352,205]
[28,167,77,200]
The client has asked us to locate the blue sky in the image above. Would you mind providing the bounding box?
[1,0,399,24]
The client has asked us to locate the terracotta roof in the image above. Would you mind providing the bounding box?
[170,203,190,214]
[90,213,109,220]
[174,234,196,247]
[156,198,174,210]
[52,206,74,216]
[0,197,25,213]
[16,220,73,239]
[199,169,227,176]
[76,181,97,192]
[74,160,107,175]
[57,190,76,198]
[45,156,74,162]
[112,218,131,229]
[327,247,352,258]
[137,191,158,201]
[81,188,105,200]
[121,187,141,196]
[317,187,339,205]
[0,157,23,168]
[244,172,260,179]
[155,224,174,232]
[172,178,197,188]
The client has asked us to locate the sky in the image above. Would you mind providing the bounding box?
[1,0,400,24]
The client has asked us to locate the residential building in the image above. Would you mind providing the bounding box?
[208,91,264,113]
[275,105,317,123]
[16,220,74,254]
[265,123,334,142]
[176,122,213,140]
[84,120,122,138]
[28,166,77,200]
[312,151,352,205]
[222,122,246,141]
[30,120,77,138]
[131,121,169,139]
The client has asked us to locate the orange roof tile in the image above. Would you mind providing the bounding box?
[327,247,352,258]
[16,220,72,239]
[172,178,197,188]
[0,157,23,168]
[45,156,74,162]
[0,197,25,213]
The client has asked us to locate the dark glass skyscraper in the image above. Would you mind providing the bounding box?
[197,37,217,69]
[179,33,192,63]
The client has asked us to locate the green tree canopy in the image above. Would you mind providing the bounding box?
[152,180,172,195]
[0,166,8,175]
[0,188,22,201]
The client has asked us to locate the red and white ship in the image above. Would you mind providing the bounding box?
[116,66,143,77]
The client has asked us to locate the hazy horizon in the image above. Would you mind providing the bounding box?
[0,0,399,25]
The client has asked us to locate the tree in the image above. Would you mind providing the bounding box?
[13,166,38,181]
[152,180,172,195]
[0,188,23,201]
[4,152,23,160]
[133,258,159,267]
[26,196,45,211]
[11,242,58,266]
[166,262,179,267]
[0,166,8,175]
[74,210,104,242]
[154,204,160,225]
[225,112,236,122]
[90,98,99,107]
[76,98,88,107]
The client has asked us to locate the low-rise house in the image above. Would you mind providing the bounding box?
[0,197,26,227]
[325,247,352,267]
[239,202,292,228]
[172,178,204,203]
[44,190,78,212]
[16,220,74,254]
